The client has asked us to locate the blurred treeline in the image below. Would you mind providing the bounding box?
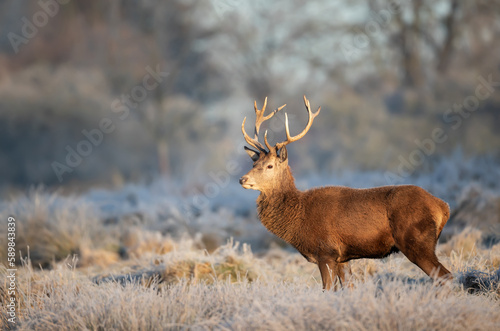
[0,0,499,191]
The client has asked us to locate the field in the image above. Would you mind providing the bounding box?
[1,156,500,330]
[1,1,500,330]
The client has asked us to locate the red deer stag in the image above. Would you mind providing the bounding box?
[239,96,452,290]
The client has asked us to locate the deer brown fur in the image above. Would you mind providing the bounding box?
[239,96,452,290]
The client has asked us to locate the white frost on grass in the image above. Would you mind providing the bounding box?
[12,265,500,331]
[1,155,500,329]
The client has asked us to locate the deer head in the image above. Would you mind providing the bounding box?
[239,95,321,192]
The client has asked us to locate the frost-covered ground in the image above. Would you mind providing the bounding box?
[1,155,500,330]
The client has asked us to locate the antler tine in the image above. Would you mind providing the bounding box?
[254,97,286,138]
[241,117,267,153]
[264,130,273,152]
[242,97,286,153]
[275,95,321,150]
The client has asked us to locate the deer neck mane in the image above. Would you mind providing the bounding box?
[256,167,303,244]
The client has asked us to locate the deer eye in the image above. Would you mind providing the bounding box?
[267,165,273,169]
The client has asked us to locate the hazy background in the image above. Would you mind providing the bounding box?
[2,3,500,328]
[0,0,499,194]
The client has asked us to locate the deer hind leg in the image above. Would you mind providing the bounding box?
[408,247,452,282]
[395,221,452,282]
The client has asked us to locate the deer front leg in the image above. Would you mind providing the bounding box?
[337,262,350,285]
[318,259,340,291]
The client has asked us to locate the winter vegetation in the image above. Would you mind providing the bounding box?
[1,0,500,330]
[1,157,500,329]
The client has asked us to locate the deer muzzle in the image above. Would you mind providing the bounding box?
[239,175,254,189]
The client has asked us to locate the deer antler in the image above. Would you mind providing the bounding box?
[241,97,286,153]
[275,95,321,150]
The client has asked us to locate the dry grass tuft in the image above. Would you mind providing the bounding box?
[0,191,91,268]
[120,227,177,258]
[440,227,483,257]
[94,240,269,288]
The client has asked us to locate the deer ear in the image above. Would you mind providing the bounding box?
[244,146,260,162]
[278,146,288,162]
